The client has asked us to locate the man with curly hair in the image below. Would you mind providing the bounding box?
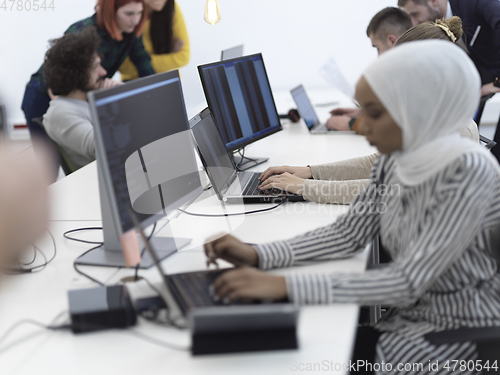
[43,27,121,171]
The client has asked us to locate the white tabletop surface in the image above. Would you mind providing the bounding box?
[1,89,377,375]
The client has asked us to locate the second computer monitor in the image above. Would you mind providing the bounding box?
[81,70,202,268]
[198,53,282,153]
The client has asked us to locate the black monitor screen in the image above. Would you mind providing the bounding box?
[90,71,202,233]
[198,54,282,151]
[190,108,235,195]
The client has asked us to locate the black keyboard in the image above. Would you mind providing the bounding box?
[242,174,281,196]
[167,269,229,312]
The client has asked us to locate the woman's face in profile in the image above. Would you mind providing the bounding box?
[355,77,403,154]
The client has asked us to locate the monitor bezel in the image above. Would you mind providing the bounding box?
[88,70,203,239]
[198,53,282,152]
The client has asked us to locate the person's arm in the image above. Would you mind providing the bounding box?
[286,153,496,305]
[302,179,370,204]
[254,157,386,271]
[45,103,95,161]
[310,153,379,181]
[149,3,190,72]
[128,36,155,77]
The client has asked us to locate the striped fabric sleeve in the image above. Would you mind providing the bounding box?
[286,154,497,305]
[128,36,155,77]
[254,169,384,271]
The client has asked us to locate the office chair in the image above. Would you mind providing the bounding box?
[474,93,495,126]
[480,134,497,150]
[424,225,500,366]
[32,117,76,180]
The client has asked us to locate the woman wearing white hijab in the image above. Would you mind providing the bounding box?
[204,40,500,373]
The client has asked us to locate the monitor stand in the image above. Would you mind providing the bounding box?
[74,165,191,269]
[231,149,268,171]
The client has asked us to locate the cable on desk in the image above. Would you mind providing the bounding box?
[140,276,186,330]
[17,247,37,266]
[0,311,70,355]
[73,243,106,286]
[177,200,285,217]
[63,227,103,245]
[3,229,57,275]
[126,329,190,352]
[234,147,259,171]
[134,222,157,281]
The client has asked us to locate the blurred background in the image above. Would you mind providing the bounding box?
[1,0,498,139]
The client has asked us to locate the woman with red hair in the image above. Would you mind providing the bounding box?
[21,0,155,171]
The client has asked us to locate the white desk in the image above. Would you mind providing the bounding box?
[1,90,377,375]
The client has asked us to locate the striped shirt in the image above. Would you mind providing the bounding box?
[256,152,500,373]
[30,14,155,93]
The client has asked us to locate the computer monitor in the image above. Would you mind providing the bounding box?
[79,70,203,269]
[221,44,244,61]
[198,53,282,170]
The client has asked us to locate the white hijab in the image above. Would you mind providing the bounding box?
[363,40,494,185]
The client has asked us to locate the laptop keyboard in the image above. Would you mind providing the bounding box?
[242,174,281,196]
[168,269,229,308]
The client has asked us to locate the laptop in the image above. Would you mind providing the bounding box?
[220,44,244,60]
[291,85,354,135]
[128,207,295,321]
[190,108,304,204]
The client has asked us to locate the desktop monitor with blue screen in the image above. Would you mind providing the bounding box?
[198,53,282,169]
[78,70,203,269]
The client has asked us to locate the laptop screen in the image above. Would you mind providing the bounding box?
[198,53,282,152]
[290,85,319,130]
[190,108,235,194]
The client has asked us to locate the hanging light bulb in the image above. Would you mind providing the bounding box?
[204,0,221,26]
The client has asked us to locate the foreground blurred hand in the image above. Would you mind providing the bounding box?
[0,141,50,270]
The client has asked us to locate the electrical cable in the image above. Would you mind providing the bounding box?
[234,147,259,171]
[177,200,285,217]
[0,311,70,355]
[73,243,106,286]
[63,227,103,245]
[17,247,37,266]
[134,222,157,281]
[140,276,187,330]
[3,229,57,275]
[126,330,190,351]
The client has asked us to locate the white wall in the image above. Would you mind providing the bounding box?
[0,0,395,136]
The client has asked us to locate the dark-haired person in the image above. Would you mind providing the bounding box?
[327,7,412,131]
[119,0,189,81]
[398,0,500,98]
[399,0,500,164]
[43,27,121,171]
[259,18,479,205]
[206,40,500,373]
[21,0,154,176]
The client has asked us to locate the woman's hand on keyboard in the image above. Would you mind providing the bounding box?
[204,233,259,268]
[259,165,312,182]
[212,267,287,303]
[258,172,304,194]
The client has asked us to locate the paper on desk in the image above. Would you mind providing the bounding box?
[319,56,354,98]
[121,229,141,267]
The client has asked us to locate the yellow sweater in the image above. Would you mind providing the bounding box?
[119,2,190,81]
